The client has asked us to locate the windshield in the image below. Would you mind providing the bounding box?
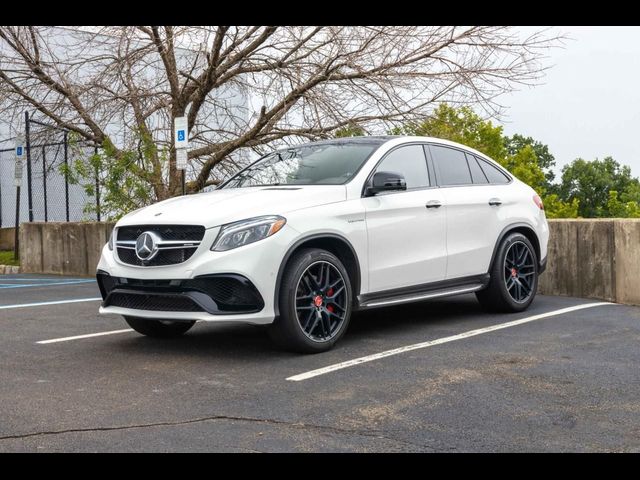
[222,142,380,188]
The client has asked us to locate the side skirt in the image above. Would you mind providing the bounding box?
[357,274,490,310]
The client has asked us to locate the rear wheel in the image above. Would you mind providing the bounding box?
[476,232,538,312]
[269,248,352,353]
[124,316,196,338]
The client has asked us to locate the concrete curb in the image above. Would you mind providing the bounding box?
[0,265,21,274]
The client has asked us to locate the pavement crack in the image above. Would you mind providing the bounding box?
[0,414,427,450]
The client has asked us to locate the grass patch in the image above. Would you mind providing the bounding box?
[0,250,19,266]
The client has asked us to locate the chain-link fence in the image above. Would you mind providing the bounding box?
[0,113,101,228]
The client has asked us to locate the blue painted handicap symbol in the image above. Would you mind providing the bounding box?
[16,146,23,156]
[177,130,185,142]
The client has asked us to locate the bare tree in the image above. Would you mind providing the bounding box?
[0,26,560,205]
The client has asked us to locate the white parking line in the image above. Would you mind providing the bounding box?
[286,302,615,382]
[37,329,134,344]
[0,298,102,310]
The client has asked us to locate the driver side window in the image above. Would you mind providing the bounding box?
[375,145,430,190]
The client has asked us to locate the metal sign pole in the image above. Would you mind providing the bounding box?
[42,145,48,222]
[13,135,25,261]
[25,111,34,222]
[64,132,69,222]
[174,116,189,196]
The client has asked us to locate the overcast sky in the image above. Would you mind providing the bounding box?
[502,26,640,178]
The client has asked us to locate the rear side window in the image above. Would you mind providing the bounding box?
[477,156,510,184]
[466,153,489,184]
[375,145,430,189]
[430,145,472,186]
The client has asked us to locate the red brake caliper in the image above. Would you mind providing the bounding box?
[326,288,334,312]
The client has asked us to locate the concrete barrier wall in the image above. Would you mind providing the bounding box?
[15,219,640,305]
[0,227,15,250]
[538,219,640,306]
[20,222,115,277]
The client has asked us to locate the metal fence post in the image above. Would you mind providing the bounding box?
[94,146,101,222]
[64,132,69,222]
[42,145,48,222]
[25,111,34,222]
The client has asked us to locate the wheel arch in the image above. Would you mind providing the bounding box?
[274,233,362,317]
[488,223,542,274]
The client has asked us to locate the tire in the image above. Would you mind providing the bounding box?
[476,232,539,313]
[268,248,353,353]
[124,316,196,338]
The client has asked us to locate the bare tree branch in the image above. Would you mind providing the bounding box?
[0,25,562,204]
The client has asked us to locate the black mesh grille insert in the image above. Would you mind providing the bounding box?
[100,274,264,314]
[117,225,205,241]
[107,292,204,312]
[188,277,262,309]
[117,247,198,267]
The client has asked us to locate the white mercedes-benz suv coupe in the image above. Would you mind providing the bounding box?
[97,136,549,353]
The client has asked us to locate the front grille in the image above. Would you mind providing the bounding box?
[107,292,205,312]
[116,224,205,267]
[117,247,198,267]
[117,225,205,241]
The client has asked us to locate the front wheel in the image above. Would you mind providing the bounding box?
[269,248,353,353]
[124,316,196,338]
[476,233,539,312]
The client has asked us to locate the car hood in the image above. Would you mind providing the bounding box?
[117,185,347,228]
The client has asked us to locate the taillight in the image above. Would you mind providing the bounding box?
[533,194,544,210]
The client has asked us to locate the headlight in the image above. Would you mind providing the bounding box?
[211,216,286,252]
[107,229,115,251]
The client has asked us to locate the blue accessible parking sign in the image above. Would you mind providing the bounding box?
[177,130,185,142]
[16,146,23,156]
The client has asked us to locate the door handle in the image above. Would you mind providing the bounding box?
[488,198,502,206]
[426,200,442,209]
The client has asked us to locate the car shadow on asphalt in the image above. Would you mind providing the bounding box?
[110,294,488,360]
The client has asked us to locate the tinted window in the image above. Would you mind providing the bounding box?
[477,157,510,184]
[222,142,379,188]
[375,145,429,189]
[466,153,488,184]
[430,145,472,186]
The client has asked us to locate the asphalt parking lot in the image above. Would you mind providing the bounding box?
[1,274,639,452]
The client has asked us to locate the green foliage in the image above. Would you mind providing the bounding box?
[504,133,556,187]
[0,250,19,266]
[543,194,580,219]
[395,104,507,162]
[605,191,640,218]
[334,123,366,138]
[503,145,546,194]
[63,130,161,220]
[558,157,640,217]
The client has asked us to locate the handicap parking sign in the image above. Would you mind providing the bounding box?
[16,146,23,156]
[177,130,185,142]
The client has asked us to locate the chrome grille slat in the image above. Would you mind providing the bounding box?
[115,224,205,267]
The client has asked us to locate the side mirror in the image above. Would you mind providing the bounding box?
[365,171,407,196]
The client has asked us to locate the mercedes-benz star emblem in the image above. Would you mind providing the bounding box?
[135,231,161,261]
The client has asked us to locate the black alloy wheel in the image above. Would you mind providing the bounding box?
[476,232,539,313]
[295,260,348,342]
[503,241,536,303]
[269,248,353,353]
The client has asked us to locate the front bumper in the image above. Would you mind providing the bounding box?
[98,272,264,314]
[97,224,298,324]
